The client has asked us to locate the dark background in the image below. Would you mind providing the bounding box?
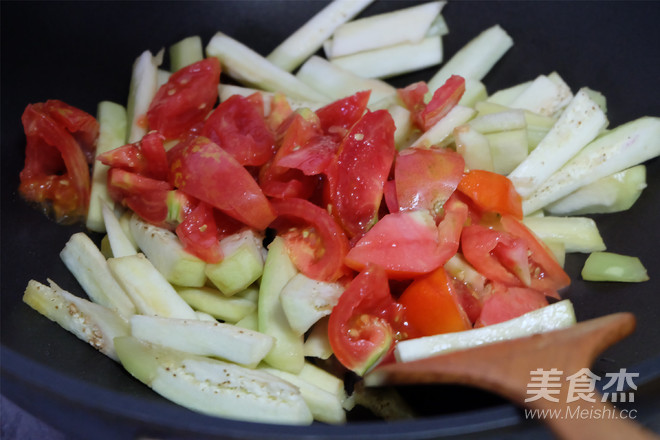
[2,1,659,439]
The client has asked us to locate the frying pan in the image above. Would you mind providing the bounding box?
[2,1,659,438]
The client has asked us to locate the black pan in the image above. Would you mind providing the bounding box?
[2,1,659,438]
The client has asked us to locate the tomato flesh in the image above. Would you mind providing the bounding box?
[19,100,98,222]
[147,58,221,140]
[326,110,396,238]
[169,136,275,230]
[175,200,223,263]
[202,94,276,167]
[394,146,465,219]
[345,210,446,280]
[399,266,472,337]
[457,169,523,219]
[269,198,349,282]
[328,265,402,375]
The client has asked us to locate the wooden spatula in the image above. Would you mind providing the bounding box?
[364,312,657,439]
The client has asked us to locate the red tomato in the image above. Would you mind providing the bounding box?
[345,210,446,280]
[259,109,322,199]
[460,224,527,287]
[326,110,396,238]
[436,194,469,262]
[397,76,465,131]
[398,266,472,337]
[397,81,428,129]
[315,90,370,140]
[107,168,172,224]
[169,136,276,230]
[269,198,349,282]
[500,215,571,293]
[394,146,465,219]
[147,58,221,140]
[475,283,549,327]
[266,92,293,133]
[328,265,404,375]
[382,180,399,213]
[19,100,98,222]
[461,218,570,296]
[457,169,523,219]
[275,135,338,176]
[175,200,223,263]
[419,75,465,131]
[202,94,276,166]
[97,130,169,181]
[44,100,99,163]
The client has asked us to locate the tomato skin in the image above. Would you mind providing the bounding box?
[436,194,469,262]
[419,75,465,130]
[399,266,472,337]
[265,92,293,133]
[97,130,169,181]
[175,200,223,263]
[326,110,396,238]
[457,169,523,219]
[397,81,428,129]
[169,136,276,230]
[147,58,221,140]
[19,100,98,222]
[475,283,549,327]
[461,216,570,297]
[328,265,402,375]
[275,135,338,177]
[397,76,465,131]
[345,210,446,280]
[259,109,321,199]
[43,100,99,163]
[315,90,371,140]
[460,224,526,287]
[269,198,349,282]
[202,94,276,166]
[107,167,172,224]
[500,215,571,292]
[394,146,465,219]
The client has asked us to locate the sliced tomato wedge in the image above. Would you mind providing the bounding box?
[266,92,293,133]
[500,215,571,293]
[475,283,549,327]
[202,94,276,167]
[107,167,172,224]
[397,76,465,131]
[147,58,221,140]
[436,194,469,262]
[461,218,570,296]
[259,109,321,199]
[457,169,523,219]
[275,135,338,176]
[326,110,396,238]
[460,224,526,287]
[19,100,98,222]
[175,200,223,263]
[328,264,404,375]
[419,75,465,130]
[397,81,428,130]
[394,146,465,219]
[398,265,472,337]
[97,130,169,181]
[345,210,446,280]
[315,90,370,140]
[269,198,349,282]
[169,136,275,230]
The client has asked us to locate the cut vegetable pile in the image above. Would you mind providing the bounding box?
[17,0,657,425]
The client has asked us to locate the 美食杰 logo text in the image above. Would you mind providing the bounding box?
[523,367,639,421]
